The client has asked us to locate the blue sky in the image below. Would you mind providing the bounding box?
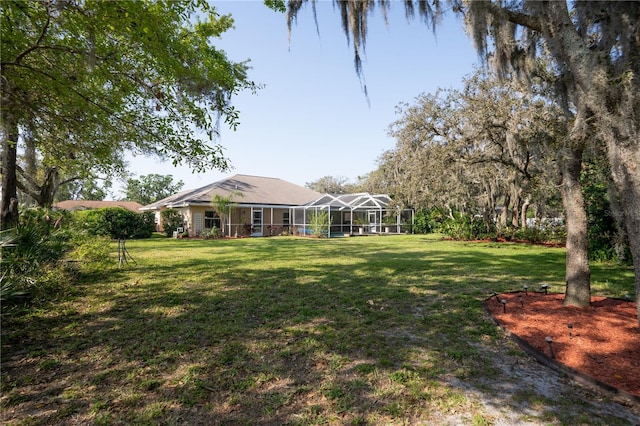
[122,1,479,195]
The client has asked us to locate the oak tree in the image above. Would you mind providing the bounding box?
[1,0,257,228]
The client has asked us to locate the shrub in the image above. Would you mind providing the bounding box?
[68,234,113,267]
[135,212,155,238]
[514,226,544,244]
[0,208,75,307]
[202,227,220,239]
[308,210,330,237]
[160,209,184,237]
[413,208,446,234]
[242,223,253,236]
[413,210,433,234]
[75,207,153,239]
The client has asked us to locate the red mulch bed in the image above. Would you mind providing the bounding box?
[486,292,639,397]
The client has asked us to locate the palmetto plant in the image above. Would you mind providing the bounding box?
[0,229,26,304]
[0,209,73,307]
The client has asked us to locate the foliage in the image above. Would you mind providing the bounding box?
[242,222,253,236]
[376,70,561,230]
[201,227,220,239]
[67,234,112,267]
[510,222,565,245]
[74,208,154,239]
[160,209,185,238]
[55,176,112,202]
[305,175,364,194]
[134,212,155,239]
[308,210,330,237]
[12,208,74,260]
[413,208,447,234]
[1,0,258,228]
[440,211,496,240]
[211,193,239,236]
[123,174,184,205]
[264,0,286,13]
[0,230,25,304]
[0,208,74,306]
[581,163,631,264]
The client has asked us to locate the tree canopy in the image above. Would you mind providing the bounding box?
[381,70,561,225]
[55,175,111,202]
[123,174,184,206]
[1,0,258,227]
[305,175,364,194]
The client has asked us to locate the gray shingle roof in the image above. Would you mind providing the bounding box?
[141,174,322,210]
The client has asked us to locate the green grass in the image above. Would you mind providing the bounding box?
[1,235,636,425]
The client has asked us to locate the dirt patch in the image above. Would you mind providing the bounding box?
[485,292,639,399]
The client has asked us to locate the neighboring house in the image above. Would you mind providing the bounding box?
[141,174,323,237]
[53,200,143,213]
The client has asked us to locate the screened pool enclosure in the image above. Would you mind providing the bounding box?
[291,193,414,237]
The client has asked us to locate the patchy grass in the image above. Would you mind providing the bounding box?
[1,235,636,425]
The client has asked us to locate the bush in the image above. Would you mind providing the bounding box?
[74,207,153,239]
[514,226,544,244]
[413,209,435,234]
[0,208,75,307]
[202,227,220,239]
[439,210,498,241]
[308,210,330,237]
[68,234,113,266]
[135,212,155,238]
[160,209,184,237]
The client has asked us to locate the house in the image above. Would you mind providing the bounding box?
[140,174,322,237]
[141,174,414,238]
[53,200,143,213]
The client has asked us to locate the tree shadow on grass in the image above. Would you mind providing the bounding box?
[1,238,637,425]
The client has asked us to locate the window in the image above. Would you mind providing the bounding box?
[283,211,290,226]
[253,210,262,227]
[204,210,221,229]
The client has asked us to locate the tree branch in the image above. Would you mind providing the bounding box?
[487,2,542,33]
[12,2,52,65]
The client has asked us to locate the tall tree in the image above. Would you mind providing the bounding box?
[211,193,239,236]
[55,176,111,202]
[286,1,640,324]
[382,71,559,229]
[1,0,257,229]
[123,174,184,206]
[305,175,361,194]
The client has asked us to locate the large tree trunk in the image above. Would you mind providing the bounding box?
[605,137,640,330]
[500,193,510,228]
[541,1,639,327]
[1,111,19,230]
[511,192,520,228]
[606,179,629,263]
[521,195,530,229]
[17,166,60,208]
[559,144,591,307]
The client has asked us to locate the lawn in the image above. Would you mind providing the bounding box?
[1,235,637,425]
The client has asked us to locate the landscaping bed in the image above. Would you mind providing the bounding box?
[486,292,639,400]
